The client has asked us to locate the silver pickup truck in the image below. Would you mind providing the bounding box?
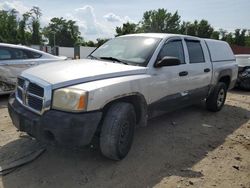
[8,33,238,160]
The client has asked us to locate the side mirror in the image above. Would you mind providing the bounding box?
[154,56,181,68]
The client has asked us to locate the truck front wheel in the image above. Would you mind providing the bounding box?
[206,82,227,112]
[100,102,136,160]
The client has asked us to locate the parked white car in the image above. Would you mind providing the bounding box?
[235,54,250,90]
[0,43,67,95]
[8,33,238,160]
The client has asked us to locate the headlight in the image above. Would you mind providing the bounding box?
[52,88,88,111]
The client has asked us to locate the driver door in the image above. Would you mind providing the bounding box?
[148,38,191,116]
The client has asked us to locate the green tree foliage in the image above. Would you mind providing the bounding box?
[234,29,246,46]
[0,7,43,45]
[211,31,220,40]
[96,38,109,47]
[30,6,42,45]
[0,9,19,43]
[18,12,32,45]
[140,9,181,33]
[0,7,250,47]
[43,17,82,47]
[246,30,250,47]
[179,20,214,38]
[116,22,138,36]
[84,40,96,47]
[81,38,109,47]
[219,29,248,46]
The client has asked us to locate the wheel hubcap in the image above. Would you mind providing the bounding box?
[217,89,225,107]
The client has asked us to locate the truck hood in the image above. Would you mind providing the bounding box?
[22,59,147,89]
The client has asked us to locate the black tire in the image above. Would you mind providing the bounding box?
[100,102,136,160]
[206,82,227,112]
[239,78,250,91]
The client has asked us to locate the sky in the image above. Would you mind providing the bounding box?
[0,0,249,41]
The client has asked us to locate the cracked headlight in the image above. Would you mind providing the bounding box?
[52,88,88,111]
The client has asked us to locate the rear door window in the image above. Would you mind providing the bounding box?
[186,40,205,63]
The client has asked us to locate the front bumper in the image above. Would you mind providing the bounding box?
[8,95,102,146]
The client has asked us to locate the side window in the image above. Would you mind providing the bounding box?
[186,40,205,63]
[25,50,42,59]
[10,48,29,59]
[158,40,185,64]
[0,48,11,60]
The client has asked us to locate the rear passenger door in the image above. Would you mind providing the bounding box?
[184,39,212,100]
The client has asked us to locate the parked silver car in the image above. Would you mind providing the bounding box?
[0,43,67,95]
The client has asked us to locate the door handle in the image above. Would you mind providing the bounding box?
[204,68,211,73]
[179,71,188,77]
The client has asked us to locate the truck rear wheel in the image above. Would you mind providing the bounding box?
[206,82,227,112]
[100,102,136,160]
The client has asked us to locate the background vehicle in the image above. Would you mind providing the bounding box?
[235,54,250,90]
[0,43,67,95]
[8,34,238,160]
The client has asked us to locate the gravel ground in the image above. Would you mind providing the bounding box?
[0,90,249,188]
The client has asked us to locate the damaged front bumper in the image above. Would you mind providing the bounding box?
[237,67,250,81]
[8,94,103,146]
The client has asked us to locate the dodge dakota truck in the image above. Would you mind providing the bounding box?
[8,33,238,160]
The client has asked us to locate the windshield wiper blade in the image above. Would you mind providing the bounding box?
[100,57,128,65]
[87,54,98,59]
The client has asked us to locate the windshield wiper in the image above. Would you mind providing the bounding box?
[87,54,98,59]
[100,56,128,65]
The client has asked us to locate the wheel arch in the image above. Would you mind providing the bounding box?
[101,93,148,127]
[217,69,232,89]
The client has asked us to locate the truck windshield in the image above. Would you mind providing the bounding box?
[90,36,161,66]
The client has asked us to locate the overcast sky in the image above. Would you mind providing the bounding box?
[0,0,249,40]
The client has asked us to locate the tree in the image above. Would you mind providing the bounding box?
[196,20,214,38]
[211,31,220,40]
[96,38,109,47]
[0,10,9,42]
[18,12,32,45]
[234,29,246,46]
[225,33,234,44]
[43,17,82,47]
[219,29,227,40]
[116,22,138,36]
[30,6,42,45]
[180,20,214,38]
[180,21,197,36]
[0,9,19,43]
[246,30,250,47]
[140,9,181,33]
[84,40,96,47]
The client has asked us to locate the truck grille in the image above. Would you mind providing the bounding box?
[16,77,44,113]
